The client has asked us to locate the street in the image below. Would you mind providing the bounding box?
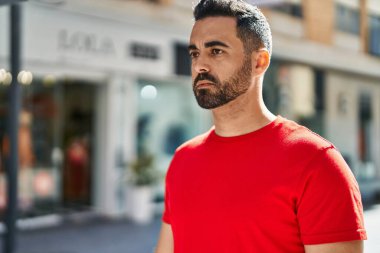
[0,215,162,253]
[0,205,379,253]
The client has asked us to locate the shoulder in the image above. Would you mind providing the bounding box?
[274,118,356,184]
[167,129,211,165]
[276,117,335,155]
[174,129,212,154]
[166,129,212,177]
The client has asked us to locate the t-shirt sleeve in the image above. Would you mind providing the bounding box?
[162,175,171,224]
[296,147,367,245]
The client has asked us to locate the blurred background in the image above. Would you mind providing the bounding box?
[0,0,379,252]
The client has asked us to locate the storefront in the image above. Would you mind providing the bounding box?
[0,2,206,218]
[0,76,100,216]
[3,0,378,219]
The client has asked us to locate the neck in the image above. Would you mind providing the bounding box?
[211,81,276,137]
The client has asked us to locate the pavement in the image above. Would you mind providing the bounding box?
[363,204,380,252]
[0,204,379,253]
[0,214,162,253]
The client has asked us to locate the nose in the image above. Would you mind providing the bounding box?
[192,55,210,74]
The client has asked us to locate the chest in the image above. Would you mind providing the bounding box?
[168,148,298,222]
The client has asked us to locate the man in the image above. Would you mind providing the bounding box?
[155,0,367,252]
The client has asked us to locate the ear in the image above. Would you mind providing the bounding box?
[252,49,270,76]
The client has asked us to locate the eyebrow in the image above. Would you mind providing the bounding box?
[205,41,229,48]
[188,40,230,51]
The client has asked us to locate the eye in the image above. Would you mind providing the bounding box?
[211,48,223,55]
[189,51,199,59]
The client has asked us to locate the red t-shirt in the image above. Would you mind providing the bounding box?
[162,116,366,253]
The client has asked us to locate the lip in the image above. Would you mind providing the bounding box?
[195,82,215,89]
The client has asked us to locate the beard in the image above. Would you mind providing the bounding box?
[192,57,252,109]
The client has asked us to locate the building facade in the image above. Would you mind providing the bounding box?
[0,0,379,220]
[261,0,380,202]
[0,0,211,219]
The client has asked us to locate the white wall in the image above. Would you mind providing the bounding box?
[93,73,138,217]
[0,7,9,68]
[325,71,380,179]
[326,72,359,166]
[22,3,173,76]
[369,0,380,15]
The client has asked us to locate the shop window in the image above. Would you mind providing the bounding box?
[335,3,360,35]
[137,80,210,174]
[0,77,97,218]
[369,15,380,56]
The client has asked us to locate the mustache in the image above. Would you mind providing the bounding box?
[193,73,219,88]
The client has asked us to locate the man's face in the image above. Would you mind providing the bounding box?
[189,16,252,109]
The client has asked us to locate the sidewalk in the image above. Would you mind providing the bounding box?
[1,205,379,253]
[0,214,162,253]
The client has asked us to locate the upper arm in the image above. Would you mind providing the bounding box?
[305,240,364,253]
[297,148,366,244]
[155,222,174,253]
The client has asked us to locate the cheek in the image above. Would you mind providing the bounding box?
[217,67,234,82]
[191,71,197,83]
[191,62,197,77]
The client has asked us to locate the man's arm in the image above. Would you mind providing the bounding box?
[305,240,364,253]
[155,222,174,253]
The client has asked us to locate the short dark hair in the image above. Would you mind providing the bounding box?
[193,0,272,55]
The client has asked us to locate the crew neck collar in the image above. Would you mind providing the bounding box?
[208,115,283,143]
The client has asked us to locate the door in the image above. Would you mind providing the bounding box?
[61,79,97,209]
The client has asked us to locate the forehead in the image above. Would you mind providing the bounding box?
[190,16,239,45]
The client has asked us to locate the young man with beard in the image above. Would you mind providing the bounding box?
[155,0,367,252]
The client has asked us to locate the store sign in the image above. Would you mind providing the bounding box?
[58,29,116,56]
[24,3,171,76]
[58,30,161,61]
[130,42,160,60]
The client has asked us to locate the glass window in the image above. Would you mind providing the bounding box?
[369,15,380,56]
[0,78,61,218]
[0,76,98,218]
[335,3,360,35]
[136,79,211,174]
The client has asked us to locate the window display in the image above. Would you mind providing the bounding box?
[0,77,97,218]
